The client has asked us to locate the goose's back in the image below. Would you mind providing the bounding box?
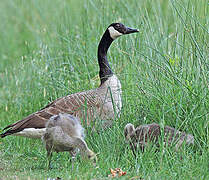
[1,75,122,138]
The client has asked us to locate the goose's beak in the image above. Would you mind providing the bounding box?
[125,27,139,34]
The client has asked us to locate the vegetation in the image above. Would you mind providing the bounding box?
[0,0,208,179]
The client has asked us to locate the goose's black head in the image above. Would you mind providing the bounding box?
[98,23,138,84]
[107,23,139,40]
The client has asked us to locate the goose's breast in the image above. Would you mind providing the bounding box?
[98,75,122,118]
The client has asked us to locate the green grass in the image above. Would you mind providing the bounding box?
[0,0,208,179]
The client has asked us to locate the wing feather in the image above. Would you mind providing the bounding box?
[1,90,102,138]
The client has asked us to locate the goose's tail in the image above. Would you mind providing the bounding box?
[0,112,49,138]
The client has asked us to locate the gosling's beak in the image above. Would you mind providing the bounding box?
[91,153,98,167]
[125,27,139,34]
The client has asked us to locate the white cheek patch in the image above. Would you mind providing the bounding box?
[108,26,123,39]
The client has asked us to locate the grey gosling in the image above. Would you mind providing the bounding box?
[1,23,138,139]
[124,123,194,155]
[42,113,97,168]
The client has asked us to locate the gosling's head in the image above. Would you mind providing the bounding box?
[124,123,136,142]
[85,149,97,163]
[108,23,139,40]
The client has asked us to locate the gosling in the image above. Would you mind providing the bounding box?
[42,113,97,168]
[124,123,194,155]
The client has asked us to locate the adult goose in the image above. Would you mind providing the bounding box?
[1,23,138,139]
[42,113,97,168]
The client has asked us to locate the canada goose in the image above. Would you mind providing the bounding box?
[124,123,194,154]
[1,23,138,139]
[42,113,97,168]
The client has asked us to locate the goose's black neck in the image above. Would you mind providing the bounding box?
[98,29,114,84]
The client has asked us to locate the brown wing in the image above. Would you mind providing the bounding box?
[1,90,102,138]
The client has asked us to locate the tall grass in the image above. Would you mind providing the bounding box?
[0,0,208,179]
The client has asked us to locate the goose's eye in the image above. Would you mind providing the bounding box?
[115,24,120,28]
[53,116,59,121]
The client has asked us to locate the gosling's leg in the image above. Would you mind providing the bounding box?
[69,148,78,170]
[47,149,53,170]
